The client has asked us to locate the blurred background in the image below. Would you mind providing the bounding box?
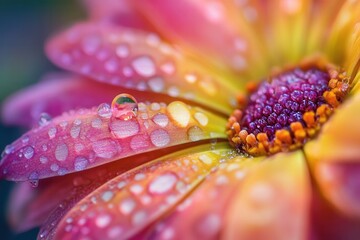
[0,0,84,239]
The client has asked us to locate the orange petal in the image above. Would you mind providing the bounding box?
[47,145,230,240]
[223,151,311,240]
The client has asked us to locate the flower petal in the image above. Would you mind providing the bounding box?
[327,0,360,65]
[0,101,226,181]
[138,155,264,239]
[311,186,360,240]
[223,151,310,240]
[8,142,196,232]
[46,22,239,114]
[2,73,177,127]
[305,94,360,217]
[82,0,152,30]
[45,145,230,240]
[131,0,267,75]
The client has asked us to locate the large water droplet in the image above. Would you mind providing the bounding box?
[111,94,138,121]
[38,113,52,126]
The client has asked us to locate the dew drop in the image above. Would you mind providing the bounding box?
[150,129,170,147]
[152,113,169,127]
[4,144,15,155]
[148,173,177,194]
[187,126,205,141]
[28,171,39,188]
[40,156,48,164]
[97,103,112,118]
[96,214,111,228]
[111,94,138,120]
[119,198,136,215]
[110,120,139,139]
[38,113,52,126]
[55,143,69,161]
[23,146,35,159]
[148,77,165,92]
[132,56,156,77]
[48,127,57,139]
[116,44,130,58]
[74,156,89,171]
[92,139,119,159]
[101,190,114,202]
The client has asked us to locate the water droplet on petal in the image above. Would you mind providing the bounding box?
[55,143,69,161]
[97,103,112,118]
[92,139,119,159]
[187,126,205,141]
[119,198,136,215]
[148,173,177,194]
[152,113,169,127]
[110,120,139,139]
[28,172,39,188]
[48,127,57,139]
[4,144,15,155]
[23,146,35,159]
[111,94,138,120]
[74,156,89,171]
[38,113,52,126]
[150,129,170,147]
[132,56,156,77]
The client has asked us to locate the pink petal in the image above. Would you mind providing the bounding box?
[50,145,230,240]
[82,0,153,31]
[223,151,311,240]
[2,73,176,127]
[310,186,360,240]
[9,143,191,233]
[131,0,266,74]
[139,156,264,240]
[0,100,227,181]
[46,22,238,114]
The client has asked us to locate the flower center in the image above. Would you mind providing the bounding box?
[227,60,350,156]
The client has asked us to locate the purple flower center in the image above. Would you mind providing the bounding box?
[240,67,330,141]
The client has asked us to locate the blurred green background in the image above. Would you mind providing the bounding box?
[0,0,84,239]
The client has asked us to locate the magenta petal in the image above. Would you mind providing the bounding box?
[0,100,226,181]
[46,22,237,114]
[83,0,153,30]
[50,146,228,240]
[2,73,177,127]
[8,144,182,233]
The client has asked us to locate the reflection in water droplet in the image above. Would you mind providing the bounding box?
[111,94,138,121]
[38,113,52,126]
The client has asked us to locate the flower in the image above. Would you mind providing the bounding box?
[2,0,360,239]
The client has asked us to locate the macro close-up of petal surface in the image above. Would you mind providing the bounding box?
[1,0,360,239]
